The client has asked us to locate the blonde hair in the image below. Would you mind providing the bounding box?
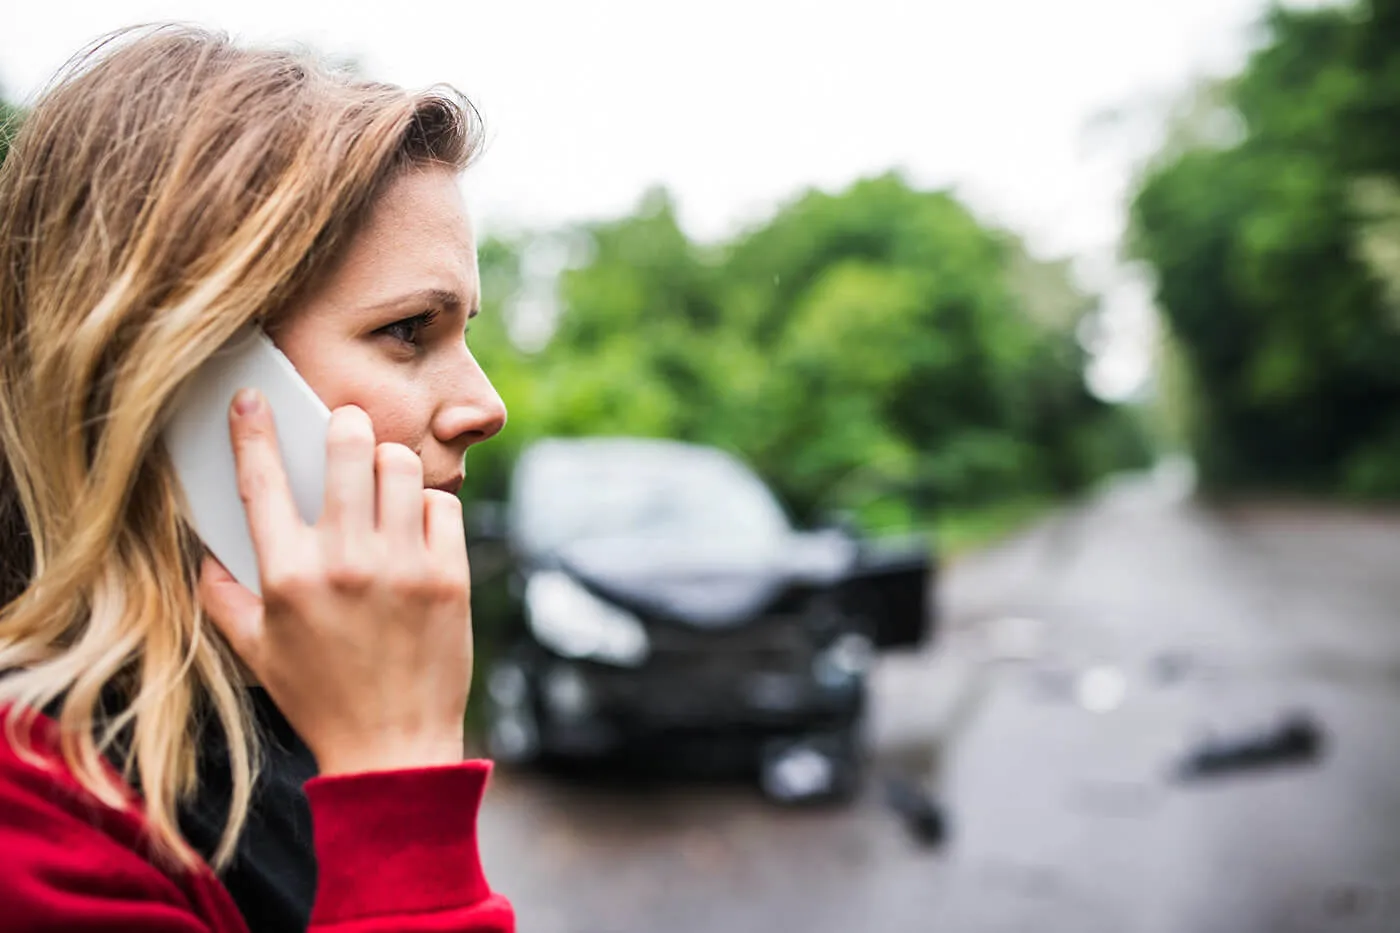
[0,25,480,868]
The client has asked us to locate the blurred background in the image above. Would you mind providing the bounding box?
[5,1,1400,930]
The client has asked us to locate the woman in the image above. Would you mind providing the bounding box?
[0,25,514,933]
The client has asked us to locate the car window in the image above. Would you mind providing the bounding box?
[511,441,792,555]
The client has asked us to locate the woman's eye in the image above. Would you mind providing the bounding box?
[379,309,440,347]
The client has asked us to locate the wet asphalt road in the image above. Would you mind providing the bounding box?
[475,470,1400,933]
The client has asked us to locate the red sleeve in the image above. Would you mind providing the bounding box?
[303,763,515,932]
[0,710,514,933]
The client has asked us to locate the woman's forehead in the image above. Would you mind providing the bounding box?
[315,168,480,310]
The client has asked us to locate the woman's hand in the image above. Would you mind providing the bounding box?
[198,389,473,776]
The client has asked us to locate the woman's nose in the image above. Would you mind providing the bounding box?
[435,356,507,449]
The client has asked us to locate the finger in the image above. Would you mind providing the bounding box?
[376,443,425,546]
[321,406,376,535]
[197,553,266,666]
[229,389,303,569]
[423,488,467,572]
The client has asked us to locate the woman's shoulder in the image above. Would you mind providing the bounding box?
[0,704,134,808]
[0,704,137,826]
[0,704,243,929]
[0,703,160,871]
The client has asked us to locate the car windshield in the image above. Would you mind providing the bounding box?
[511,441,793,555]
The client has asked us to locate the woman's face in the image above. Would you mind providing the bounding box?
[271,165,506,495]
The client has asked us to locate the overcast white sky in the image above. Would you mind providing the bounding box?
[1,0,1283,398]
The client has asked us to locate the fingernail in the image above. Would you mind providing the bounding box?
[233,388,261,416]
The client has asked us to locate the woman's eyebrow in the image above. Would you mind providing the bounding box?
[361,288,478,315]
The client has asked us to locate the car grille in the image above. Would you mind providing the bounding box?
[645,614,814,675]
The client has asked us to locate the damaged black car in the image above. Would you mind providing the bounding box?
[467,437,935,802]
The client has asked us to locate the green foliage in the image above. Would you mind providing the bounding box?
[466,173,1150,531]
[1130,0,1400,498]
[0,98,20,167]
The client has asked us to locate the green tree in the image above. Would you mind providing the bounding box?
[1130,1,1400,497]
[467,174,1149,529]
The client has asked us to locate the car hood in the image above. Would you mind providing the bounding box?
[552,531,858,628]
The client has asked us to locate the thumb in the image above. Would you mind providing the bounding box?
[198,553,265,665]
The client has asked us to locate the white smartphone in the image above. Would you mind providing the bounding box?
[163,325,330,596]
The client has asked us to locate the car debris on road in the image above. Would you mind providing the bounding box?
[1174,711,1326,780]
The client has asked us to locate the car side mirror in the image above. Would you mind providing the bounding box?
[467,499,508,542]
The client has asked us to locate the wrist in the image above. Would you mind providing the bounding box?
[314,733,466,777]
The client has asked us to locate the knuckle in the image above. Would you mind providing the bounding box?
[427,562,470,600]
[391,561,465,602]
[424,577,468,606]
[325,555,375,593]
[261,564,317,601]
[384,564,427,598]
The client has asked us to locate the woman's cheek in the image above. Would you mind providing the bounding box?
[357,387,430,451]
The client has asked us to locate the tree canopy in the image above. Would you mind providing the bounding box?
[468,174,1148,529]
[1130,0,1400,498]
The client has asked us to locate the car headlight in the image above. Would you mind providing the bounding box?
[814,633,874,687]
[525,570,650,667]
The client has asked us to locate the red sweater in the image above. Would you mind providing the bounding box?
[0,709,515,932]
